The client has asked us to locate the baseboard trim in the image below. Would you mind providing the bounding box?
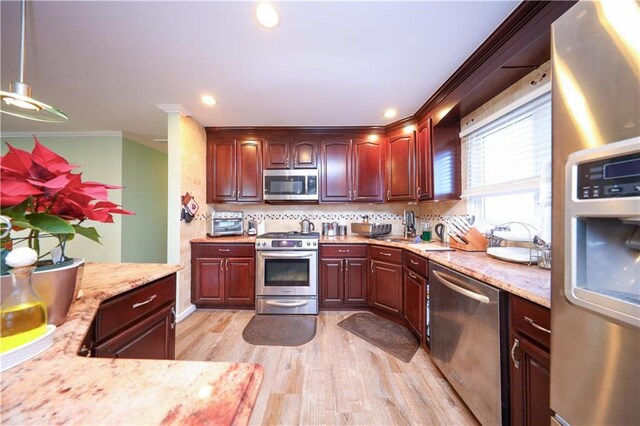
[176,304,196,323]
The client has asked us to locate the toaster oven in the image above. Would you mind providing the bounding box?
[209,211,244,237]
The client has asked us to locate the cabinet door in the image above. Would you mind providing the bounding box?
[369,260,403,316]
[352,139,384,202]
[403,267,424,337]
[207,139,236,202]
[194,258,225,304]
[264,139,290,169]
[225,257,255,306]
[510,335,551,426]
[386,133,416,201]
[321,139,352,202]
[320,258,344,307]
[432,119,461,200]
[293,141,317,169]
[416,120,433,201]
[237,139,263,202]
[94,304,175,360]
[344,258,368,306]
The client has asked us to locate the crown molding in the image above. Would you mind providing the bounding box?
[156,104,192,116]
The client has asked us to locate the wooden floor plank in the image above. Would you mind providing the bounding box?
[176,309,478,426]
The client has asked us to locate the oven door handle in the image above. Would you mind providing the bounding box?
[258,252,315,259]
[265,300,309,308]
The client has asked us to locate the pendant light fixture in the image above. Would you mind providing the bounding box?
[0,0,68,123]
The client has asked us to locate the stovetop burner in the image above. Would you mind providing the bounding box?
[257,231,320,239]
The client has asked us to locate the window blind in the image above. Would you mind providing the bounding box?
[461,91,551,198]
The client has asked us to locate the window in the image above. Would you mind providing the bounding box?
[461,88,551,227]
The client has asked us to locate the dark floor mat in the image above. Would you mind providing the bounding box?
[242,315,317,346]
[338,312,420,363]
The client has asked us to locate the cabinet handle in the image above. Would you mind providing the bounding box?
[387,190,390,200]
[345,260,348,272]
[218,249,230,252]
[416,187,421,198]
[226,258,229,271]
[338,249,350,253]
[132,294,157,309]
[410,259,419,265]
[170,307,176,330]
[340,260,343,272]
[371,261,374,273]
[409,272,417,279]
[524,316,551,334]
[511,338,520,369]
[380,252,392,257]
[232,190,236,198]
[349,190,352,199]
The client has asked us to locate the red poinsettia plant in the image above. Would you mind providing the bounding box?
[1,137,134,264]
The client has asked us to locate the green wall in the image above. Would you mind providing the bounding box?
[1,135,123,263]
[122,138,168,263]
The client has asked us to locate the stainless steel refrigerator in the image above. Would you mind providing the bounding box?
[551,1,640,425]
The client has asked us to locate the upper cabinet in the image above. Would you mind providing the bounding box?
[207,139,263,203]
[416,118,434,201]
[264,139,317,169]
[386,129,416,202]
[431,119,461,201]
[320,138,385,203]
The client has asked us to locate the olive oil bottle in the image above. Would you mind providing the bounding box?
[1,248,47,353]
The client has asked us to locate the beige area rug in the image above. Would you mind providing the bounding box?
[337,312,420,363]
[242,315,317,346]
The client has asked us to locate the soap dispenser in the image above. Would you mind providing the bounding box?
[0,247,47,353]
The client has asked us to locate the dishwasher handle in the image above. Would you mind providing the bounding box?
[432,270,491,304]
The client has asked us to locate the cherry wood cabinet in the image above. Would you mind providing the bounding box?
[416,118,434,201]
[320,139,352,202]
[386,131,416,202]
[509,295,552,426]
[431,119,461,201]
[403,251,428,339]
[191,243,255,308]
[264,139,317,169]
[352,138,385,202]
[207,139,263,203]
[369,246,403,316]
[319,244,368,308]
[83,274,177,360]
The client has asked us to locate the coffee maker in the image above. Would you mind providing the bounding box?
[246,219,257,236]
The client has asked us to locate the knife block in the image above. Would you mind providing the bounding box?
[449,227,488,252]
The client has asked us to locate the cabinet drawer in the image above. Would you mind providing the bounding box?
[370,245,402,264]
[96,274,176,341]
[320,244,367,258]
[404,251,428,277]
[511,295,551,349]
[193,243,254,258]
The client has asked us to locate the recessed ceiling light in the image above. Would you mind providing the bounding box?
[201,95,216,106]
[256,3,280,29]
[383,109,397,119]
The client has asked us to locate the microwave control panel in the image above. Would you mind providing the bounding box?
[577,152,640,199]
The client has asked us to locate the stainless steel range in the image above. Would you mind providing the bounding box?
[255,231,319,315]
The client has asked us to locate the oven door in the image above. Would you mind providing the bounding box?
[256,250,318,296]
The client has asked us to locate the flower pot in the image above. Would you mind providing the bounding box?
[1,259,84,326]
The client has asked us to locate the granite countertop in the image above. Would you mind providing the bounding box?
[0,263,264,425]
[193,234,550,307]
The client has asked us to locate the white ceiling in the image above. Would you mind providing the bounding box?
[1,1,519,145]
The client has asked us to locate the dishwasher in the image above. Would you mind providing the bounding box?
[429,262,508,426]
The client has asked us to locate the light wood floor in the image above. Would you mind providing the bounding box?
[176,309,478,426]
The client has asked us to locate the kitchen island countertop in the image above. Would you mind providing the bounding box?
[193,234,550,307]
[0,262,264,425]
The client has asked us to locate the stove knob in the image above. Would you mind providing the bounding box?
[307,242,311,246]
[313,242,317,246]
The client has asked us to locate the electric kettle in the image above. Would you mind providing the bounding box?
[300,218,315,234]
[434,222,450,245]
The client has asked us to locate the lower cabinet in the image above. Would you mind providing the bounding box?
[402,267,425,338]
[319,244,368,308]
[82,273,177,360]
[509,295,552,426]
[369,246,403,316]
[191,243,255,308]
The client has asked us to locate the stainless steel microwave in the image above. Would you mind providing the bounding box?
[263,169,318,201]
